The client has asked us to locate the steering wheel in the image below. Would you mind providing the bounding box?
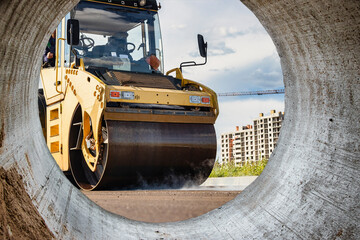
[79,36,95,50]
[127,43,135,53]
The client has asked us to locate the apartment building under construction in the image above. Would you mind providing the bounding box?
[221,110,284,166]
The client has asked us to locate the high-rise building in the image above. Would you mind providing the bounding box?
[220,132,234,164]
[220,110,284,165]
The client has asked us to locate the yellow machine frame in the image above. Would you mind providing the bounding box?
[41,16,219,174]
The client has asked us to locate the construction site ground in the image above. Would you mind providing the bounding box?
[83,177,257,223]
[83,189,241,223]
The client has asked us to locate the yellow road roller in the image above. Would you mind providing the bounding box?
[39,0,219,190]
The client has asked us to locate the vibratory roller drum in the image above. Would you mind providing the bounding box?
[68,105,217,190]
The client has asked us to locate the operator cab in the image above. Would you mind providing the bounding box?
[70,0,164,74]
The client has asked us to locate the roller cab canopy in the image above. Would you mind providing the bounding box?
[84,0,160,11]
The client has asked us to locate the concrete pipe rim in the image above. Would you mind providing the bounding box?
[0,0,359,239]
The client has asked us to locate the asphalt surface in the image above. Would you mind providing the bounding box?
[83,189,242,223]
[83,177,257,223]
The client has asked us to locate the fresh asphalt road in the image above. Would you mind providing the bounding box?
[83,177,257,222]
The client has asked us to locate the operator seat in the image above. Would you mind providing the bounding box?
[91,45,105,58]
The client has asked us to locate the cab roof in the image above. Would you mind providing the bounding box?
[83,0,159,11]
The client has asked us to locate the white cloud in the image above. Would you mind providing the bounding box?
[159,0,269,72]
[159,1,279,88]
[190,41,236,57]
[169,24,187,30]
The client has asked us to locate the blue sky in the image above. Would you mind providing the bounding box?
[158,0,285,158]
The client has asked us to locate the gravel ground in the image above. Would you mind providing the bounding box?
[83,190,241,223]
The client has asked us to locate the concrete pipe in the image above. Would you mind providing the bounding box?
[0,0,359,239]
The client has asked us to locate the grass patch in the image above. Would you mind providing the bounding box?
[209,159,268,177]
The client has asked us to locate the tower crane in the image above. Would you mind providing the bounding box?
[218,88,284,97]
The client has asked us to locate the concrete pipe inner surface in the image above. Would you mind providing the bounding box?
[0,0,359,239]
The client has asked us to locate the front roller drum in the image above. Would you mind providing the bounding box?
[104,121,216,188]
[70,117,216,190]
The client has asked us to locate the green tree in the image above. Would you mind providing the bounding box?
[209,159,268,177]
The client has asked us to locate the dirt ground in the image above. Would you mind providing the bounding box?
[83,190,241,223]
[0,167,54,240]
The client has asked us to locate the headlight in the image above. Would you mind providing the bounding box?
[190,96,211,104]
[190,96,201,104]
[139,0,146,7]
[122,91,135,100]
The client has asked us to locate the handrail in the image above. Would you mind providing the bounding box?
[166,68,184,87]
[55,37,66,94]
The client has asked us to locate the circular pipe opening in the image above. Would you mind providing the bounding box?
[0,0,358,239]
